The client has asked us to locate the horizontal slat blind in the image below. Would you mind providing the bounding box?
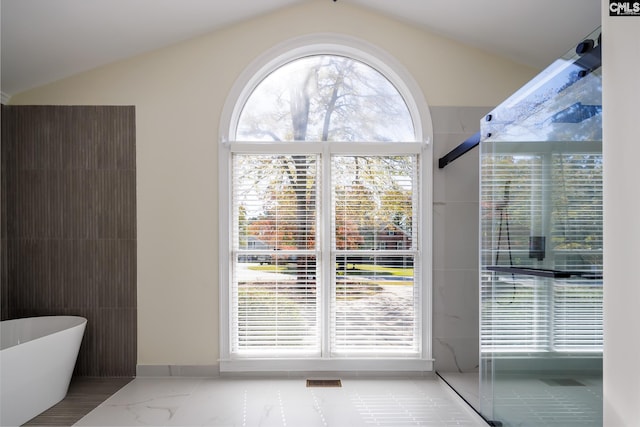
[551,153,603,352]
[331,155,420,355]
[481,154,547,351]
[481,154,544,269]
[481,151,602,353]
[552,281,602,351]
[231,154,320,355]
[481,277,550,351]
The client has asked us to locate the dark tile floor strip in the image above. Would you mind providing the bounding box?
[24,377,133,426]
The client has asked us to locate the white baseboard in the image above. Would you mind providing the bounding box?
[136,359,434,378]
[219,358,434,373]
[136,364,220,377]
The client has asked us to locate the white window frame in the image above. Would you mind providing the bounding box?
[218,34,434,372]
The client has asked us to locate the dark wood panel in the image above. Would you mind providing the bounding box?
[0,105,137,375]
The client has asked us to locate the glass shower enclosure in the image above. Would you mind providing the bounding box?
[479,27,602,426]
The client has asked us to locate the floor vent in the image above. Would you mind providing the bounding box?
[306,379,342,388]
[540,378,586,387]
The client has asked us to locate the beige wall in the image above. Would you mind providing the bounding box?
[10,1,536,366]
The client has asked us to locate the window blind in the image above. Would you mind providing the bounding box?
[481,277,550,351]
[551,153,603,352]
[330,155,420,355]
[481,154,549,351]
[552,280,602,351]
[481,151,603,353]
[231,154,320,355]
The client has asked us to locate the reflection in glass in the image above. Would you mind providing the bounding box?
[477,27,603,426]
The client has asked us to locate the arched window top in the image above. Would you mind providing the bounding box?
[235,54,415,142]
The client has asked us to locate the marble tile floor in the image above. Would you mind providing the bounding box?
[489,373,603,427]
[438,371,603,427]
[437,372,480,412]
[72,375,488,426]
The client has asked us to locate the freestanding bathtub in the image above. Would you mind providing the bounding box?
[0,316,86,426]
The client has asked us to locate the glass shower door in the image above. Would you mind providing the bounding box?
[479,27,603,427]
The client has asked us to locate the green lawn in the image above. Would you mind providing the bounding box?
[347,263,413,277]
[247,264,289,272]
[248,263,413,277]
[247,263,413,286]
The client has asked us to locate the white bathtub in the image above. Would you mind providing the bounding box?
[0,316,86,426]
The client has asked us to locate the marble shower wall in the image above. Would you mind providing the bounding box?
[1,105,137,377]
[431,106,491,373]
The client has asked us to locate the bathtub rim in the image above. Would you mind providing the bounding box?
[0,315,87,351]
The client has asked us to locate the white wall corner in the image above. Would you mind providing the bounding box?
[1,92,11,104]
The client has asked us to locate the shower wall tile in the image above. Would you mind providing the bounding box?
[433,337,479,373]
[442,202,479,271]
[433,269,480,339]
[431,106,490,373]
[0,105,137,376]
[442,141,480,203]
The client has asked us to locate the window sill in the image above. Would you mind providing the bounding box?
[219,358,434,374]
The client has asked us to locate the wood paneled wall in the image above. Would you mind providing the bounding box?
[1,105,137,377]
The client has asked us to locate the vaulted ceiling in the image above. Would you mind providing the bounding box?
[1,0,601,97]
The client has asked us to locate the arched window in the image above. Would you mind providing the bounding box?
[219,37,432,372]
[236,55,414,142]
